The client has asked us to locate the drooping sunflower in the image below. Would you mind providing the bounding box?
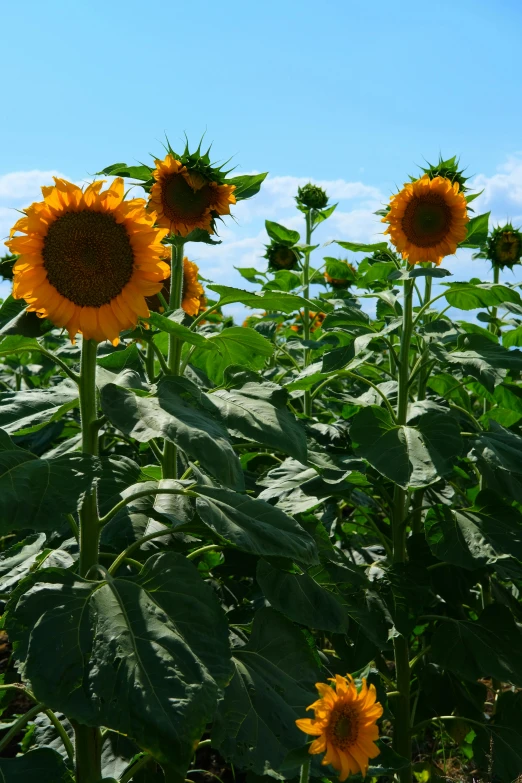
[6,178,169,345]
[382,175,469,265]
[324,259,357,288]
[296,674,383,781]
[482,224,522,268]
[265,242,301,271]
[148,153,236,237]
[146,257,206,317]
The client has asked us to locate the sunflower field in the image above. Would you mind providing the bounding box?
[1,144,522,783]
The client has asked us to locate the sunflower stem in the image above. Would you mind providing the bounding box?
[303,210,313,417]
[76,337,103,783]
[411,272,432,536]
[163,242,185,479]
[391,277,414,783]
[299,760,310,783]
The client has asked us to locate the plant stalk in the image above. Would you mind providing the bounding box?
[163,242,185,479]
[391,276,414,783]
[76,337,103,783]
[412,273,432,535]
[303,210,313,417]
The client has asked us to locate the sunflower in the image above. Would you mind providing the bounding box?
[265,242,300,271]
[148,154,236,237]
[146,257,206,317]
[485,224,522,268]
[6,178,169,345]
[290,310,326,333]
[324,260,356,288]
[382,175,469,265]
[296,674,383,780]
[181,258,206,316]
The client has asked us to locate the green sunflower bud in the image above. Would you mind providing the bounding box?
[296,183,329,210]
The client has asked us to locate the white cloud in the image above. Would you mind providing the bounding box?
[0,170,64,201]
[471,154,522,227]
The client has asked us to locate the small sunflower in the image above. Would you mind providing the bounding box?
[146,257,206,317]
[265,242,301,271]
[290,310,326,333]
[324,259,357,288]
[182,258,206,316]
[148,153,236,237]
[484,224,522,268]
[6,178,169,345]
[382,175,469,265]
[296,674,383,781]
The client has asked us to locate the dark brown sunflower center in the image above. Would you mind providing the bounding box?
[42,210,135,307]
[497,233,520,263]
[272,247,297,269]
[401,194,452,248]
[328,704,359,750]
[161,173,213,220]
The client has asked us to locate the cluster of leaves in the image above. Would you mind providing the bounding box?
[0,189,521,783]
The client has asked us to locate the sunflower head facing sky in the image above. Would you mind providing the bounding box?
[6,178,169,345]
[382,173,469,265]
[296,674,383,781]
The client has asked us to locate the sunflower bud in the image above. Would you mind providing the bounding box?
[296,183,329,210]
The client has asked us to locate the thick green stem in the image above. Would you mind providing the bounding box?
[391,277,414,783]
[145,341,156,383]
[163,242,185,479]
[411,274,432,535]
[76,338,102,783]
[303,211,313,417]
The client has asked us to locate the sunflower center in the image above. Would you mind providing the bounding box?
[273,247,297,269]
[497,233,520,263]
[401,193,452,248]
[42,210,135,307]
[328,703,360,750]
[161,172,213,221]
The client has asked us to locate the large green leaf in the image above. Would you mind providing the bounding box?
[212,608,319,775]
[0,748,73,782]
[256,559,350,632]
[471,423,522,475]
[473,691,522,783]
[146,312,219,351]
[458,211,490,248]
[195,485,318,564]
[8,552,231,773]
[98,162,153,181]
[265,220,300,246]
[350,405,462,489]
[191,327,273,384]
[0,381,78,435]
[442,281,521,310]
[226,172,267,200]
[431,605,522,686]
[430,343,506,392]
[333,240,389,253]
[100,381,243,490]
[0,430,99,534]
[0,335,40,356]
[206,382,307,462]
[425,491,522,577]
[207,285,325,313]
[0,533,46,593]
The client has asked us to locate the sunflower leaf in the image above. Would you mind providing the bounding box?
[226,172,268,200]
[146,312,220,351]
[459,211,490,248]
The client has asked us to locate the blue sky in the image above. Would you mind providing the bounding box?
[2,0,522,312]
